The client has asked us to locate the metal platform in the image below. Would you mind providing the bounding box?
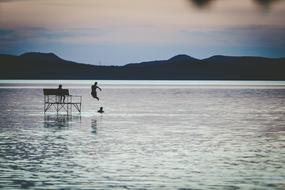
[43,89,82,114]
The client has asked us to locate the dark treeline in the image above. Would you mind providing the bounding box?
[0,52,284,80]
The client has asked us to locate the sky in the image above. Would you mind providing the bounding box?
[0,0,285,65]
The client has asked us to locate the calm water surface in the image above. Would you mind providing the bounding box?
[0,81,285,190]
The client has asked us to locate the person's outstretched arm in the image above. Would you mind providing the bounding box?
[98,86,102,91]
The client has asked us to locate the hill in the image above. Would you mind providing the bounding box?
[0,52,284,80]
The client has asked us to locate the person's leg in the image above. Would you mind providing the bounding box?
[93,92,99,100]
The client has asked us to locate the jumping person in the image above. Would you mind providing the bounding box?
[91,82,102,100]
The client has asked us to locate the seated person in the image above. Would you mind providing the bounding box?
[57,84,66,102]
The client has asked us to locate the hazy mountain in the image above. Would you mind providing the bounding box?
[0,52,284,80]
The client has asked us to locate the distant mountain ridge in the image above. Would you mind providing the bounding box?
[0,52,284,80]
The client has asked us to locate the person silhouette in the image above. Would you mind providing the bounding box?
[97,107,104,114]
[57,84,65,102]
[91,82,102,101]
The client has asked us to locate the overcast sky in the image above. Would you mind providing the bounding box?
[0,0,285,65]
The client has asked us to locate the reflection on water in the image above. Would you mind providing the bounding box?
[0,86,285,189]
[43,114,82,128]
[91,119,97,134]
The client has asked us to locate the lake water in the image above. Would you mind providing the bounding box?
[0,81,285,190]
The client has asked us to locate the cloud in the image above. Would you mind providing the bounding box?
[0,27,105,43]
[0,29,13,35]
[0,27,48,43]
[1,25,284,51]
[0,28,18,42]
